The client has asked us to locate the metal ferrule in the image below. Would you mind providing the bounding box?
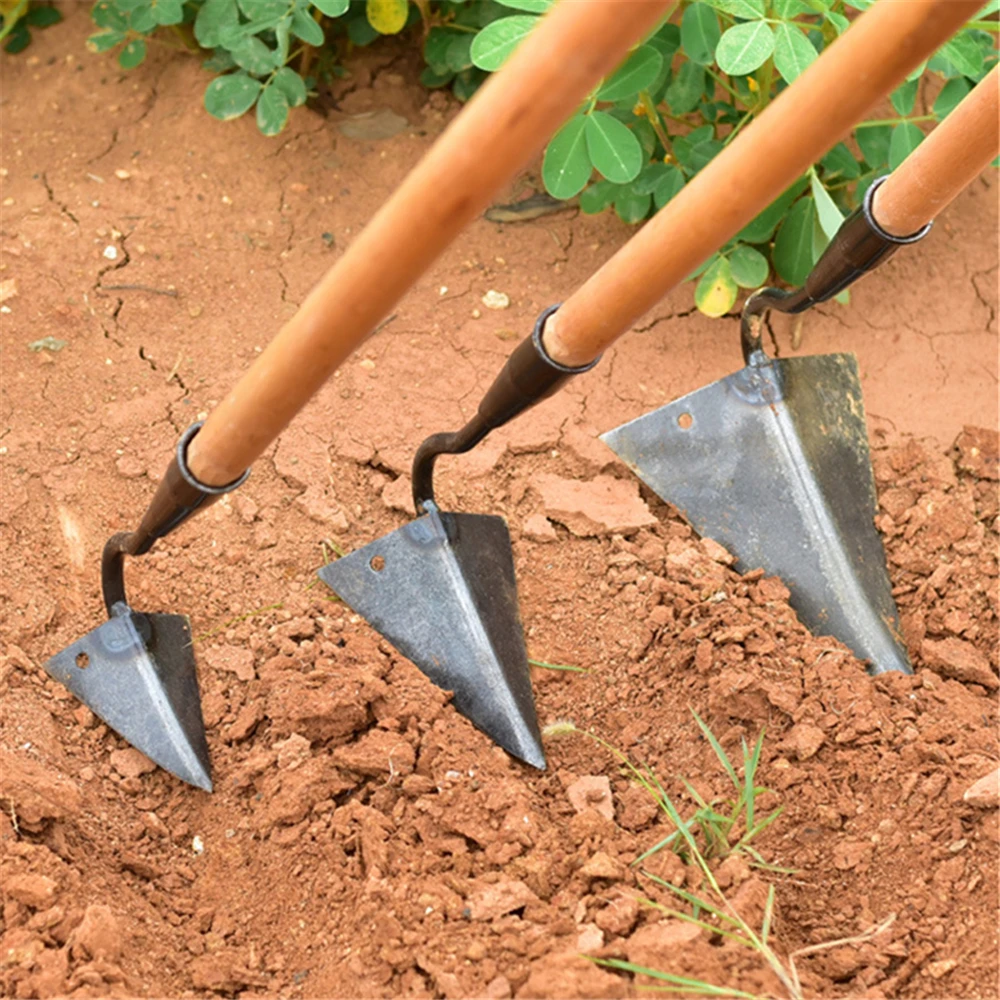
[740,176,933,364]
[411,305,599,512]
[101,423,250,613]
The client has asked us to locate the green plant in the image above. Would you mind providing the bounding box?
[548,711,783,869]
[87,1,997,315]
[466,0,998,316]
[87,0,423,135]
[1,0,61,53]
[547,715,893,998]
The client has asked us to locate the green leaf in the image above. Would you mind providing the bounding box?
[934,77,972,119]
[3,20,30,53]
[92,1,127,31]
[451,67,485,102]
[87,30,126,53]
[129,4,157,33]
[710,0,765,17]
[541,115,591,199]
[470,15,538,71]
[812,204,830,263]
[446,33,474,72]
[728,244,768,288]
[631,117,657,160]
[585,111,643,184]
[856,123,891,170]
[292,8,324,45]
[716,21,773,76]
[810,170,843,240]
[230,36,278,76]
[118,37,147,68]
[773,196,815,285]
[152,0,184,26]
[672,124,721,173]
[771,0,811,15]
[681,2,720,66]
[204,71,262,121]
[905,59,928,83]
[202,48,236,72]
[773,22,817,83]
[313,0,350,14]
[695,256,738,317]
[821,143,860,181]
[367,0,408,34]
[615,188,652,224]
[652,165,685,209]
[665,60,705,115]
[257,83,290,136]
[632,162,671,196]
[238,0,285,19]
[424,27,456,71]
[736,177,808,243]
[825,9,849,34]
[888,122,923,170]
[598,45,662,102]
[347,12,379,44]
[194,0,239,48]
[419,65,454,88]
[580,180,619,214]
[495,0,552,10]
[652,21,680,59]
[941,33,983,78]
[890,78,918,116]
[26,5,62,27]
[272,66,307,107]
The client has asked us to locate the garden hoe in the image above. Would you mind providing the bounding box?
[603,66,999,676]
[319,0,981,765]
[42,0,673,790]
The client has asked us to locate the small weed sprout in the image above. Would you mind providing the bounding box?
[546,715,895,999]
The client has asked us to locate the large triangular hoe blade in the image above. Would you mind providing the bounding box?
[318,507,545,768]
[45,609,213,790]
[602,352,911,676]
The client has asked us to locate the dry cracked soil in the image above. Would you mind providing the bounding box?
[1,8,998,1000]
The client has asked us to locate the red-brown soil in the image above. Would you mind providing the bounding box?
[1,9,997,1000]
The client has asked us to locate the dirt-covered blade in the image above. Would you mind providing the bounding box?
[602,352,911,676]
[44,607,213,790]
[318,507,545,768]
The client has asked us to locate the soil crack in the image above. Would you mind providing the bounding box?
[39,173,79,226]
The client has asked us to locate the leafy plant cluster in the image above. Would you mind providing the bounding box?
[1,1,61,54]
[79,0,997,316]
[476,0,997,315]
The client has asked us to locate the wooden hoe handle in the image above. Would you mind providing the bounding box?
[543,0,986,369]
[874,65,1000,237]
[186,0,670,486]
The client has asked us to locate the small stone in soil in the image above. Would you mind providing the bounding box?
[963,766,999,808]
[566,775,614,820]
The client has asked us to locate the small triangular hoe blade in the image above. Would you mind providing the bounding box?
[602,352,912,676]
[318,507,546,768]
[44,608,213,790]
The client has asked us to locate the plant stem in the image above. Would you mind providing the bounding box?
[856,114,935,127]
[168,23,199,53]
[638,90,672,152]
[705,66,744,104]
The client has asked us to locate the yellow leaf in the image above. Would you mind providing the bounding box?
[694,257,738,318]
[367,0,409,35]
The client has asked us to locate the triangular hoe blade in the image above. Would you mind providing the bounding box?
[318,508,545,768]
[602,352,911,676]
[45,610,213,790]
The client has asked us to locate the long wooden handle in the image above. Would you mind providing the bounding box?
[873,65,999,237]
[543,0,983,368]
[186,0,670,485]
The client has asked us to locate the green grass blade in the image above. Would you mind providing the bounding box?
[762,884,776,946]
[737,806,784,847]
[528,658,590,673]
[692,711,740,790]
[591,958,762,998]
[744,729,765,831]
[634,830,682,865]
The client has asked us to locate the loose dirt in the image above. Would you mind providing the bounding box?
[2,9,997,1000]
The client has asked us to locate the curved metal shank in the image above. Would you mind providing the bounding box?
[102,423,250,614]
[740,175,932,365]
[411,305,598,512]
